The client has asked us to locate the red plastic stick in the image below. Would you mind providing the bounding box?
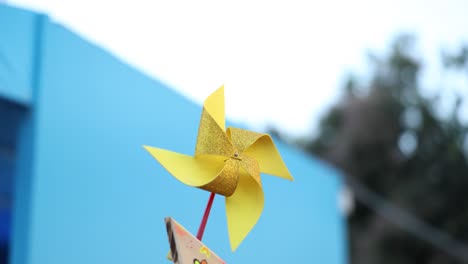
[196,192,216,241]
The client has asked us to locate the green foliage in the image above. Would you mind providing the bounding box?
[300,35,468,264]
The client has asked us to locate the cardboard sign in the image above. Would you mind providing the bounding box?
[165,217,225,264]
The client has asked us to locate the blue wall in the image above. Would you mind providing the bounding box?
[0,6,39,105]
[0,4,347,264]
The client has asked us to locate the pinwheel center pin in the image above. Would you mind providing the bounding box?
[225,152,242,162]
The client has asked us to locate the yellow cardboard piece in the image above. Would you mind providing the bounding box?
[165,217,225,264]
[145,86,293,251]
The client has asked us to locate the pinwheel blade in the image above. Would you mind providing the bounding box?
[144,146,226,187]
[203,85,225,131]
[225,167,264,251]
[226,127,263,152]
[199,158,240,197]
[195,86,234,157]
[244,136,293,181]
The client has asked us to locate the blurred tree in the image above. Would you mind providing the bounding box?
[443,45,468,70]
[300,35,468,264]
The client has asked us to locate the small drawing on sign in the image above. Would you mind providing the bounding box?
[199,246,211,258]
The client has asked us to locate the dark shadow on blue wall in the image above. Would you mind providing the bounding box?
[0,97,27,264]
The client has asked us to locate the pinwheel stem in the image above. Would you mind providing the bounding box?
[196,192,216,241]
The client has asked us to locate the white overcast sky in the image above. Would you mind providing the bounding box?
[8,0,468,137]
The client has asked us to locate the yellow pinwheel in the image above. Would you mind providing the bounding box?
[144,85,293,251]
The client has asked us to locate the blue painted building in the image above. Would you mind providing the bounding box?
[0,4,347,264]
